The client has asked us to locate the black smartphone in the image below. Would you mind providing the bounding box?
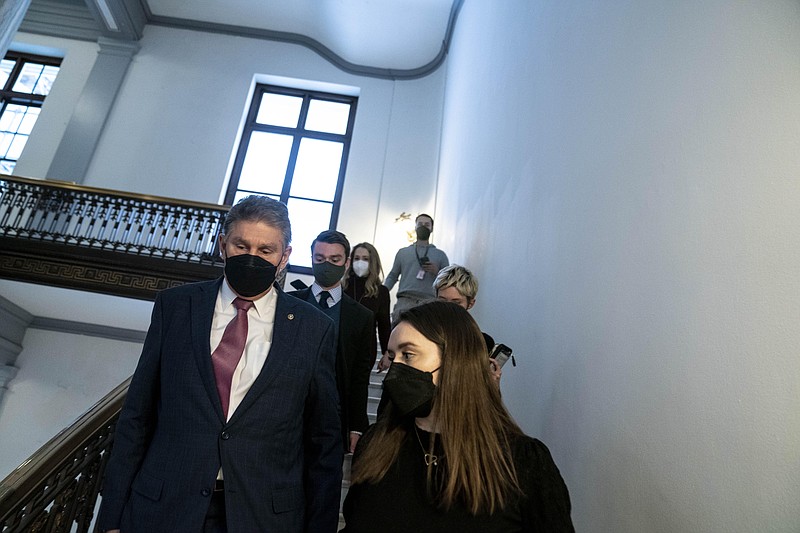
[418,256,430,265]
[489,343,513,368]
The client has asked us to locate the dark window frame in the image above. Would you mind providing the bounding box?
[0,50,63,172]
[224,84,358,274]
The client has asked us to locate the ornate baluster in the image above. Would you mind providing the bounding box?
[0,179,20,232]
[157,209,175,255]
[51,189,74,243]
[84,196,104,247]
[202,213,225,262]
[193,211,211,257]
[170,207,187,258]
[61,191,84,244]
[69,193,93,245]
[123,202,146,254]
[143,203,162,254]
[34,188,56,238]
[95,199,117,248]
[105,199,124,247]
[5,183,25,232]
[179,208,198,260]
[15,187,38,237]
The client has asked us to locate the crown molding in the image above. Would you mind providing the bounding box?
[19,0,464,80]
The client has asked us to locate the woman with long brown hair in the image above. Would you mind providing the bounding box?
[340,301,574,532]
[342,242,392,370]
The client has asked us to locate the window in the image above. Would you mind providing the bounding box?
[0,51,61,174]
[225,84,358,271]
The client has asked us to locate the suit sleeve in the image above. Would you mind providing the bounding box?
[348,308,376,434]
[303,319,344,532]
[376,286,392,352]
[97,293,164,531]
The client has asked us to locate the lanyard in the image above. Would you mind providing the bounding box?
[414,244,430,262]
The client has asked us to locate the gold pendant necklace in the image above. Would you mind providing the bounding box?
[414,425,440,467]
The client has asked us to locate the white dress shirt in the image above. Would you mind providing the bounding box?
[210,280,278,422]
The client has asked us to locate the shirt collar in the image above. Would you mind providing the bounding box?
[219,278,277,317]
[311,282,342,304]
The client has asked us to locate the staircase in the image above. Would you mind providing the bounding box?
[338,354,386,529]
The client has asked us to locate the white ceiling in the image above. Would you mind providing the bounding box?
[146,0,456,72]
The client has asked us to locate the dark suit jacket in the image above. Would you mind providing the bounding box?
[288,288,375,446]
[98,279,342,533]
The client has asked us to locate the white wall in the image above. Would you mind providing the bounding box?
[437,1,800,532]
[13,25,444,268]
[0,329,141,477]
[3,23,446,476]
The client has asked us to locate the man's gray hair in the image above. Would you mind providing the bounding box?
[223,195,292,248]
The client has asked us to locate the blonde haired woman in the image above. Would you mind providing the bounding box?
[341,301,573,532]
[342,242,392,370]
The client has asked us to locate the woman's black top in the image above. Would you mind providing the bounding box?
[343,274,391,355]
[341,426,574,532]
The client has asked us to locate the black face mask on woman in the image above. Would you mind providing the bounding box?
[382,362,439,418]
[224,253,277,297]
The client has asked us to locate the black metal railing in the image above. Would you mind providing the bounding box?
[0,175,227,299]
[0,175,226,262]
[0,378,130,533]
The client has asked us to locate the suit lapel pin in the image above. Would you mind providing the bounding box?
[287,313,294,320]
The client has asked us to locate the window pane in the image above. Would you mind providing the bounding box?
[12,63,44,94]
[305,100,351,134]
[290,138,343,201]
[33,65,59,95]
[237,131,293,194]
[287,198,333,269]
[231,190,280,206]
[7,134,27,159]
[1,160,15,173]
[17,107,40,134]
[0,132,13,156]
[0,59,14,89]
[256,93,302,128]
[0,104,26,132]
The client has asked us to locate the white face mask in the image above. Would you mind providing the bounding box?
[352,259,370,278]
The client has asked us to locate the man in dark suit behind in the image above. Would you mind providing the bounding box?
[289,230,375,454]
[98,196,342,533]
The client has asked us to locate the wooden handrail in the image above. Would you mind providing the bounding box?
[0,378,131,532]
[5,175,228,211]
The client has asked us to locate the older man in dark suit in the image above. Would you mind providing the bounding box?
[289,230,375,454]
[98,196,342,533]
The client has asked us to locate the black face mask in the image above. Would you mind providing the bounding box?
[224,253,278,297]
[383,363,438,418]
[312,261,346,288]
[415,226,431,241]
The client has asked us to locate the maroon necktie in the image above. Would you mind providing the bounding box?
[212,297,254,418]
